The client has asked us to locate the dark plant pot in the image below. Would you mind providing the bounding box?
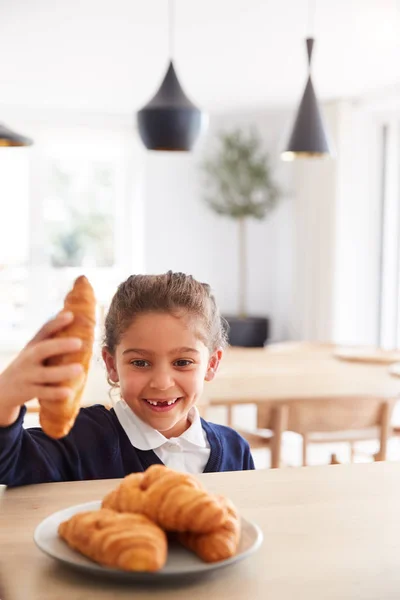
[223,316,269,348]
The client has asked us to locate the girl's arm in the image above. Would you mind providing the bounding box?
[0,406,76,486]
[0,404,123,487]
[243,444,255,470]
[0,312,84,485]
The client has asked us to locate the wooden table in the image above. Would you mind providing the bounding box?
[2,463,400,599]
[203,345,400,415]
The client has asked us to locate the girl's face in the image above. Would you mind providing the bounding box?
[102,311,222,438]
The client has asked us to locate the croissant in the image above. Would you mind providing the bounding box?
[178,497,241,562]
[39,275,96,439]
[102,465,228,534]
[58,509,167,572]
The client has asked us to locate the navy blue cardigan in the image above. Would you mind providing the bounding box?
[0,405,255,487]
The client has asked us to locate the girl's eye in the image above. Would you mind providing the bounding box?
[174,359,193,367]
[130,360,150,368]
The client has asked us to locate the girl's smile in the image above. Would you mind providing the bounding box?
[142,397,183,411]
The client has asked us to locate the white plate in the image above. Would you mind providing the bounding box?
[34,500,263,582]
[333,346,400,364]
[388,362,400,377]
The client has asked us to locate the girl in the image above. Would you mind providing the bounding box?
[0,272,254,487]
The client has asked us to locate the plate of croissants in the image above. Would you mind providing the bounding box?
[34,465,263,581]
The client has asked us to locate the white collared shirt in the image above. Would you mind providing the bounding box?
[113,399,211,474]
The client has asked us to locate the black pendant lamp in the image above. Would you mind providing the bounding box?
[281,37,330,161]
[137,0,205,151]
[0,122,32,147]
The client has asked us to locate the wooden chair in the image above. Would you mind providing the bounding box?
[257,396,396,467]
[234,405,288,468]
[200,391,284,468]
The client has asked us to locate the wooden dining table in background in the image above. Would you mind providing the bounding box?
[201,343,400,414]
[2,463,400,599]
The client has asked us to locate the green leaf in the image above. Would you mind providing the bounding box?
[200,128,281,221]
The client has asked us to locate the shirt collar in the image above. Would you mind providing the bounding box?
[113,399,206,451]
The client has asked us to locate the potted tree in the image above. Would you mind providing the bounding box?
[201,128,281,347]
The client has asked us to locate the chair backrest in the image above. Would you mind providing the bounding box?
[257,396,397,464]
[257,396,396,459]
[290,396,394,434]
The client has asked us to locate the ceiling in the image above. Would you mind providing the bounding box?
[1,0,400,116]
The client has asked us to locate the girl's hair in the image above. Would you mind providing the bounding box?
[103,271,229,354]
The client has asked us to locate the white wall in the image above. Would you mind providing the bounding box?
[290,99,383,344]
[333,102,382,345]
[289,102,339,341]
[143,109,295,342]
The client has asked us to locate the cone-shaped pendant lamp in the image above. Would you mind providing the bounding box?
[0,122,32,147]
[137,61,203,151]
[281,38,330,161]
[137,0,205,151]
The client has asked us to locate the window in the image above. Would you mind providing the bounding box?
[0,122,143,347]
[0,148,30,338]
[377,119,400,348]
[44,159,116,269]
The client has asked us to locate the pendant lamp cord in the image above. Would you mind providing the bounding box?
[306,0,316,69]
[307,0,316,37]
[169,0,175,60]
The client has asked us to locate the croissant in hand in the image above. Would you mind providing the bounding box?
[58,509,167,572]
[39,275,96,439]
[178,497,241,563]
[102,465,228,534]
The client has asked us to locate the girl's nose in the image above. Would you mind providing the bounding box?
[149,367,174,391]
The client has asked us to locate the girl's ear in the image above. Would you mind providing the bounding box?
[102,347,119,383]
[204,348,223,382]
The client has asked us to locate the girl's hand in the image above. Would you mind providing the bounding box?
[0,311,84,426]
